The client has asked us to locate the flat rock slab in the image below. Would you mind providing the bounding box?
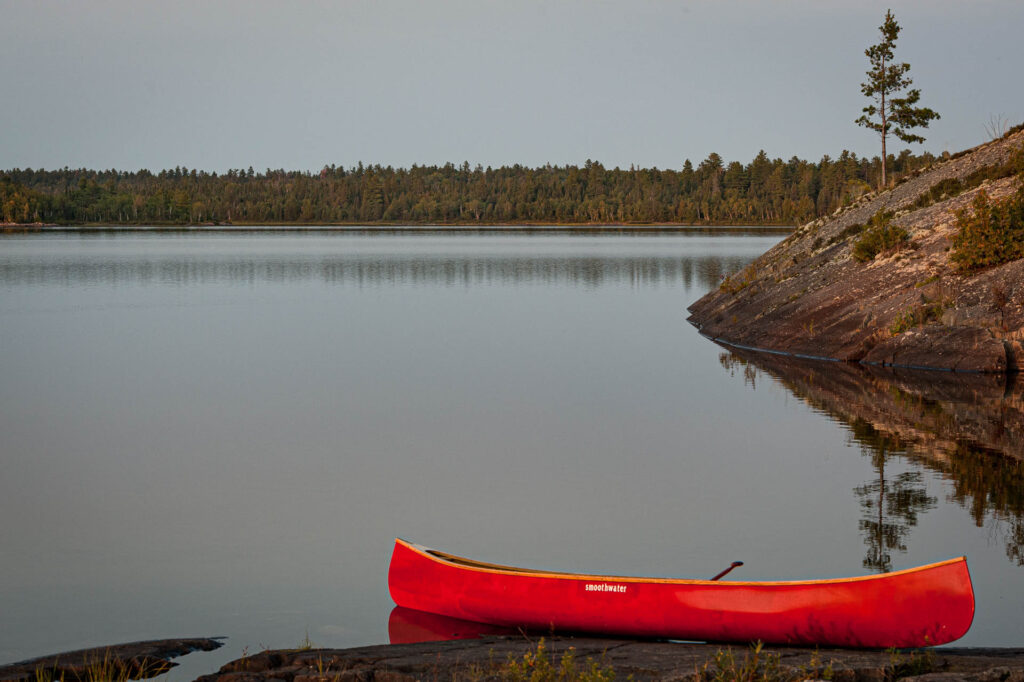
[195,637,1024,682]
[0,638,224,682]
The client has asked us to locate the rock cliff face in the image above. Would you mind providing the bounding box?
[687,130,1024,373]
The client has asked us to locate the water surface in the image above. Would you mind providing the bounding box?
[1,230,1021,678]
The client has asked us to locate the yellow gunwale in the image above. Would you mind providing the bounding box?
[396,538,965,586]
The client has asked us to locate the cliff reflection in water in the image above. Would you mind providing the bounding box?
[719,349,1024,570]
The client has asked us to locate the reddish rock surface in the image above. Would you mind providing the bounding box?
[688,130,1024,373]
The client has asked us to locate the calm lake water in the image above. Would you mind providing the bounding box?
[2,230,1022,676]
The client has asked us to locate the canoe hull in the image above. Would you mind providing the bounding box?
[388,539,974,648]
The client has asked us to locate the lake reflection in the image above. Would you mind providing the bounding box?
[1,230,1022,676]
[0,230,777,291]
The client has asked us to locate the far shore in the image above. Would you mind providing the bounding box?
[2,222,794,232]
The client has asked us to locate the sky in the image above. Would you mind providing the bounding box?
[2,0,1023,173]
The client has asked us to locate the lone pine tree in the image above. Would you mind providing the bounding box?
[856,10,940,189]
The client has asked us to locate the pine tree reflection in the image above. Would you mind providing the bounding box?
[848,420,936,572]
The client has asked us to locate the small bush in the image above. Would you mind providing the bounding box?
[720,263,759,294]
[965,148,1024,184]
[853,210,908,262]
[890,304,942,335]
[1004,121,1024,139]
[912,177,965,209]
[950,187,1024,272]
[828,221,866,247]
[912,149,1024,211]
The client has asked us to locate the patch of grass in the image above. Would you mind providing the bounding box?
[890,300,946,335]
[694,641,831,682]
[961,148,1023,185]
[34,666,58,682]
[802,649,835,681]
[853,210,908,263]
[695,642,782,682]
[911,177,965,209]
[720,263,760,295]
[914,275,940,288]
[950,185,1024,272]
[887,647,937,679]
[293,629,316,651]
[498,639,615,682]
[33,651,165,682]
[911,148,1024,212]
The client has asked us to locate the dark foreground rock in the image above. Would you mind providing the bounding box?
[194,637,1024,682]
[687,129,1024,373]
[7,637,1024,682]
[0,638,224,682]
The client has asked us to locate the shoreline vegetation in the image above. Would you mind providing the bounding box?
[2,147,945,228]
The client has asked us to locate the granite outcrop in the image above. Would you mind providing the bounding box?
[687,130,1024,373]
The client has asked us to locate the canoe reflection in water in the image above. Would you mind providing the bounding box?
[389,606,515,644]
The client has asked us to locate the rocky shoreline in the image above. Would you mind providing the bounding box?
[5,636,1024,682]
[687,130,1024,373]
[0,639,224,682]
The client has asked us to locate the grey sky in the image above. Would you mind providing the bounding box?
[2,0,1022,172]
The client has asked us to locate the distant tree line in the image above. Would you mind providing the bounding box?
[3,149,940,226]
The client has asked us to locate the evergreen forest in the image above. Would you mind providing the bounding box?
[3,149,940,226]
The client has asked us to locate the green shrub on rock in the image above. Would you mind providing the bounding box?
[852,210,908,262]
[912,177,964,209]
[950,187,1024,272]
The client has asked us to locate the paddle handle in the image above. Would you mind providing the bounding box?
[710,561,744,581]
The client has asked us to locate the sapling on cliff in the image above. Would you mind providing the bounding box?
[856,10,940,189]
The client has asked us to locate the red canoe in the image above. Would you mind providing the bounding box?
[387,539,974,648]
